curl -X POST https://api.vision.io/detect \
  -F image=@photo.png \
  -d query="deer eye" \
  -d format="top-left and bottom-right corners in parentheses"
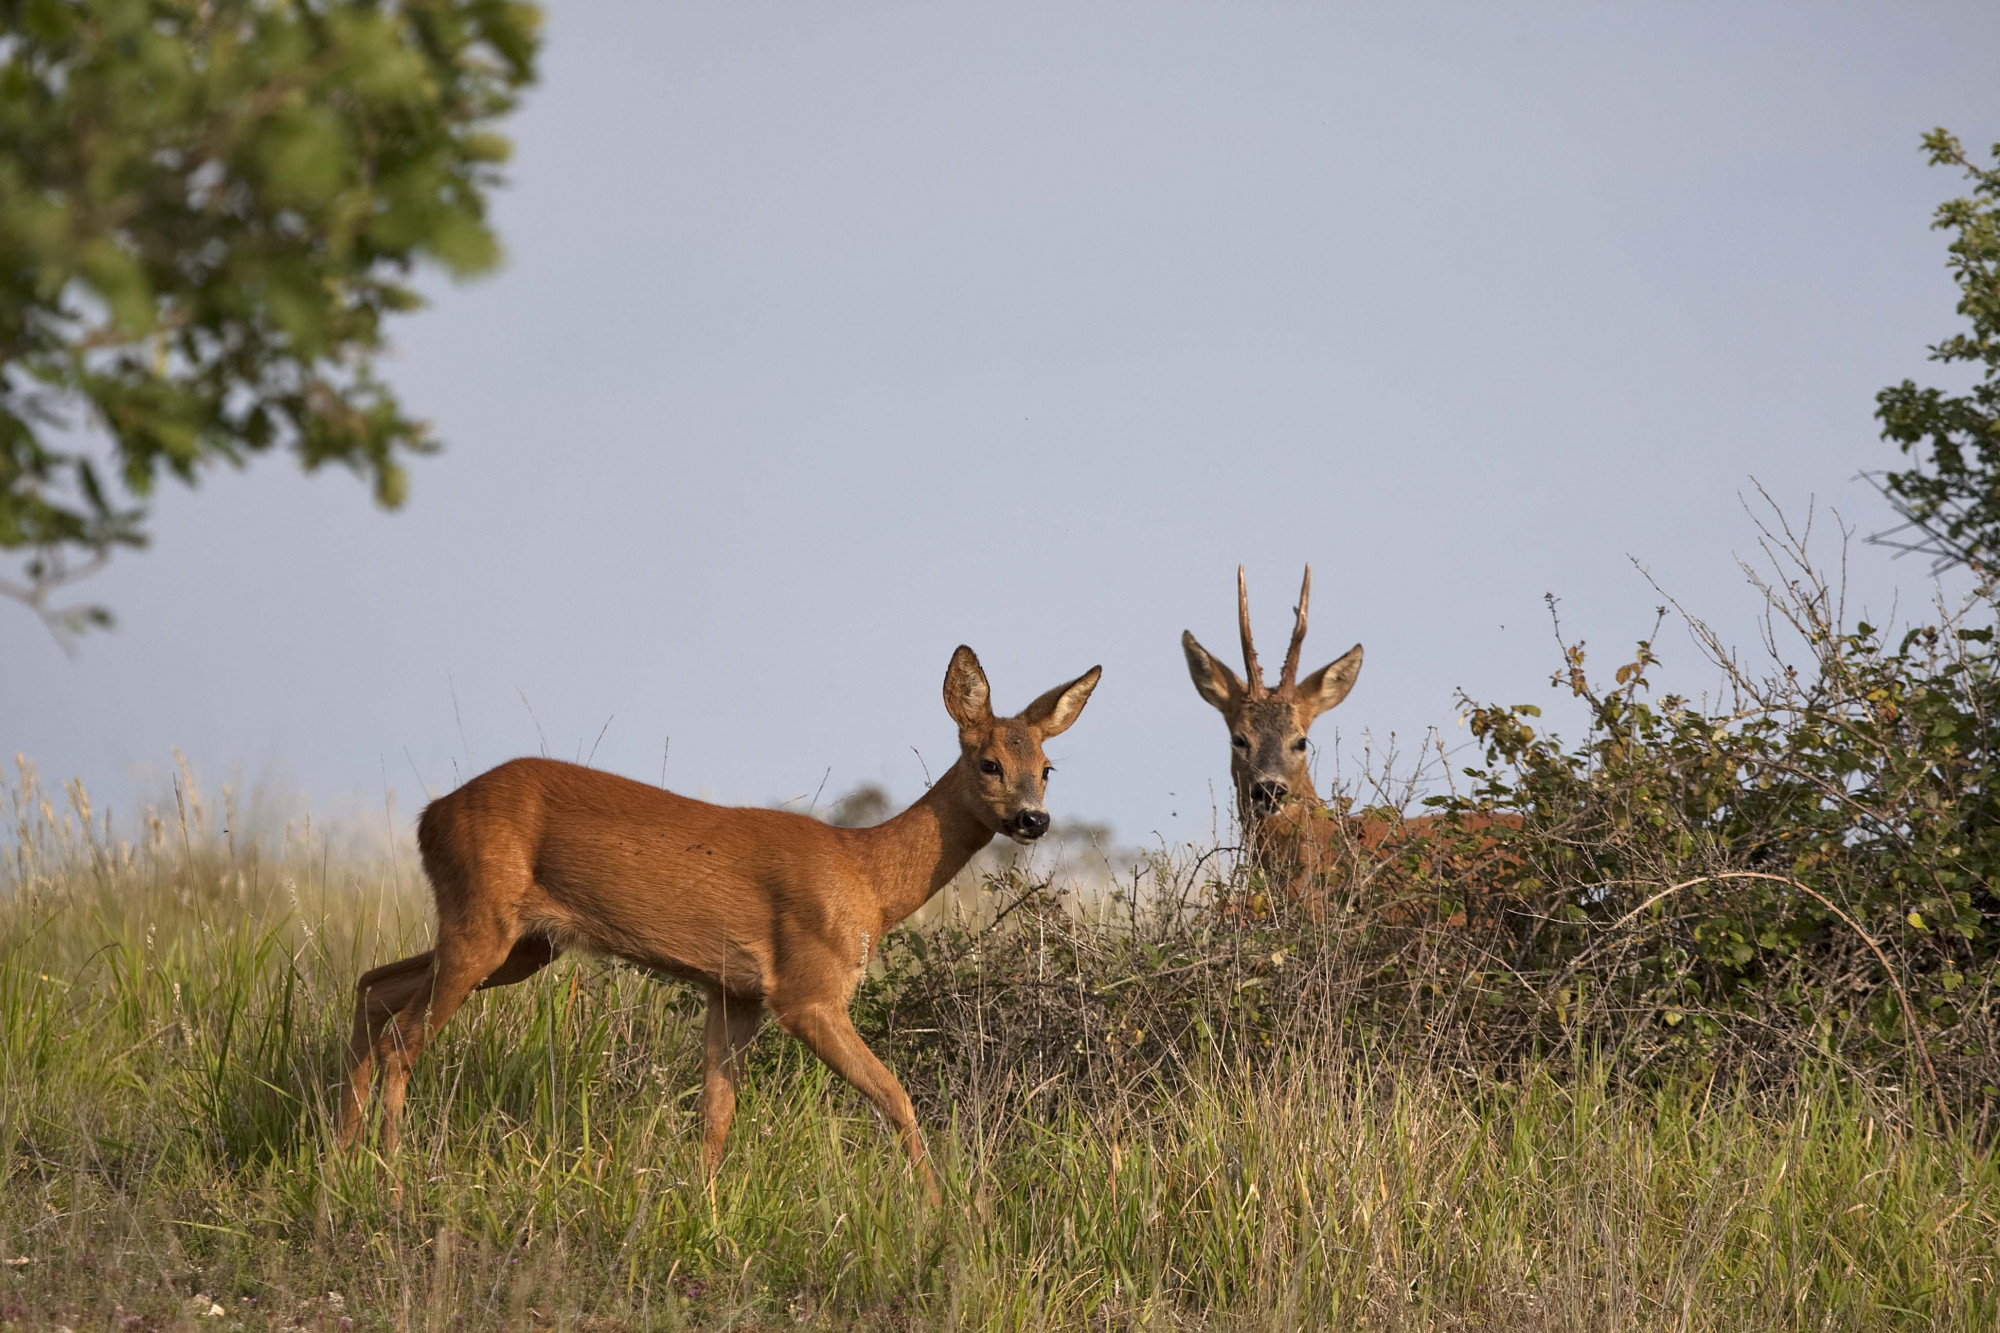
top-left (1292, 738), bottom-right (1309, 753)
top-left (1042, 766), bottom-right (1054, 782)
top-left (1231, 734), bottom-right (1249, 749)
top-left (979, 759), bottom-right (1003, 776)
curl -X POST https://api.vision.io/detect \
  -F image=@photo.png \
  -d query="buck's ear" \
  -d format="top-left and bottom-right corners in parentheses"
top-left (1021, 665), bottom-right (1102, 739)
top-left (943, 645), bottom-right (995, 740)
top-left (1297, 644), bottom-right (1363, 720)
top-left (1182, 631), bottom-right (1245, 713)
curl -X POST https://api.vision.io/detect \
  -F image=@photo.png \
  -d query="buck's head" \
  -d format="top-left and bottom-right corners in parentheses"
top-left (1182, 566), bottom-right (1362, 822)
top-left (943, 646), bottom-right (1102, 844)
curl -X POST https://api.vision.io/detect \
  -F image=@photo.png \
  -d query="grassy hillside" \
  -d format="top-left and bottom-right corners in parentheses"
top-left (3, 760), bottom-right (1996, 1331)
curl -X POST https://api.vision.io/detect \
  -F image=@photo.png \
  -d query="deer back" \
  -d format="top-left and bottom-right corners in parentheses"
top-left (1249, 804), bottom-right (1525, 926)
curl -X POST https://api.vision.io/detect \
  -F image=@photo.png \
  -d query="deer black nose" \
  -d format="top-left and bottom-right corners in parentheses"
top-left (1015, 810), bottom-right (1050, 839)
top-left (1250, 780), bottom-right (1289, 811)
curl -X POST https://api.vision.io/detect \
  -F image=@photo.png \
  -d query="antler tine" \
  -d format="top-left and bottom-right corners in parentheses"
top-left (1236, 565), bottom-right (1264, 696)
top-left (1279, 564), bottom-right (1311, 691)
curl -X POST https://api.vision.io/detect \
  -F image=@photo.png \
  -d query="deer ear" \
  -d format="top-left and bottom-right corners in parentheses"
top-left (1182, 632), bottom-right (1245, 713)
top-left (1297, 644), bottom-right (1363, 720)
top-left (1021, 665), bottom-right (1102, 739)
top-left (943, 645), bottom-right (994, 739)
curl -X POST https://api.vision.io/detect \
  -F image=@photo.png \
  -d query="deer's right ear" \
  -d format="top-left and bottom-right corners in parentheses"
top-left (943, 645), bottom-right (995, 740)
top-left (1182, 631), bottom-right (1245, 713)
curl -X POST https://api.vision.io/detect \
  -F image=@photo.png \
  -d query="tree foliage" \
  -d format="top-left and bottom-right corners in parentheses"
top-left (1876, 130), bottom-right (2000, 573)
top-left (0, 0), bottom-right (539, 631)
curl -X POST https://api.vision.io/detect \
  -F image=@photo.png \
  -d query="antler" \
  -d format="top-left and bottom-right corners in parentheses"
top-left (1279, 565), bottom-right (1311, 692)
top-left (1237, 565), bottom-right (1265, 697)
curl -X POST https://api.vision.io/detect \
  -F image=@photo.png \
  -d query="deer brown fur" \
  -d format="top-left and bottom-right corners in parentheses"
top-left (1251, 804), bottom-right (1524, 926)
top-left (337, 646), bottom-right (1100, 1203)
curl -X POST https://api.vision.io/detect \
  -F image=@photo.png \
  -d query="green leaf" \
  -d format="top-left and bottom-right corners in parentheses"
top-left (0, 0), bottom-right (543, 629)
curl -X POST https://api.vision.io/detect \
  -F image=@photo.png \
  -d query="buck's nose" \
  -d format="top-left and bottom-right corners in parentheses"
top-left (1014, 810), bottom-right (1051, 840)
top-left (1250, 780), bottom-right (1289, 812)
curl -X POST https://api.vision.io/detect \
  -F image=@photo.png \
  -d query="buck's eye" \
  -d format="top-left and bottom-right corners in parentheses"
top-left (1042, 766), bottom-right (1054, 782)
top-left (979, 759), bottom-right (1003, 776)
top-left (1231, 734), bottom-right (1249, 750)
top-left (1292, 738), bottom-right (1309, 753)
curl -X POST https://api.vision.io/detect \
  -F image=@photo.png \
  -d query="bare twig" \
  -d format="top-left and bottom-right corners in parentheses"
top-left (0, 546), bottom-right (114, 651)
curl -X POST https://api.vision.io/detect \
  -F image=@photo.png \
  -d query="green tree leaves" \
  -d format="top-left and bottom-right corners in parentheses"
top-left (1875, 130), bottom-right (2000, 573)
top-left (0, 0), bottom-right (540, 632)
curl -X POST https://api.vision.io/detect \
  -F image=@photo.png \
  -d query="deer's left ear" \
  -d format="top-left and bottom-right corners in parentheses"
top-left (1297, 644), bottom-right (1362, 721)
top-left (1020, 665), bottom-right (1102, 738)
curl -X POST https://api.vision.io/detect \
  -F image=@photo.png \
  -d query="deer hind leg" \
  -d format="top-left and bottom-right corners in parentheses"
top-left (478, 933), bottom-right (562, 990)
top-left (374, 915), bottom-right (528, 1155)
top-left (337, 951), bottom-right (436, 1149)
top-left (779, 1002), bottom-right (939, 1206)
top-left (700, 990), bottom-right (767, 1178)
top-left (338, 935), bottom-right (560, 1152)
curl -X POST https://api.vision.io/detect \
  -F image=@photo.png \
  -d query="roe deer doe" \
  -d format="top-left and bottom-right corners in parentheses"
top-left (337, 646), bottom-right (1101, 1202)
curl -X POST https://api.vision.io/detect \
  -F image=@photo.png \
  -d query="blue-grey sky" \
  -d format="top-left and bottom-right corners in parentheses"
top-left (11, 3), bottom-right (2000, 847)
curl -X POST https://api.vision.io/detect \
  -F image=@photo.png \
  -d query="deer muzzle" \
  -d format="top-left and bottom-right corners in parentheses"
top-left (1247, 779), bottom-right (1291, 817)
top-left (1007, 809), bottom-right (1051, 843)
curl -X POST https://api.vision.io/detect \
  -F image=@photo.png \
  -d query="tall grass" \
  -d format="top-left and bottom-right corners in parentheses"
top-left (3, 758), bottom-right (1997, 1331)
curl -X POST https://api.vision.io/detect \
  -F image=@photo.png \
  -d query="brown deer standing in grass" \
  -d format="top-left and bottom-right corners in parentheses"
top-left (337, 646), bottom-right (1100, 1203)
top-left (1182, 567), bottom-right (1518, 916)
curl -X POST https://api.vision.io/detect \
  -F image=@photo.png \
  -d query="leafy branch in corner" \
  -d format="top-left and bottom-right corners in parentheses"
top-left (1869, 129), bottom-right (2000, 576)
top-left (0, 0), bottom-right (542, 640)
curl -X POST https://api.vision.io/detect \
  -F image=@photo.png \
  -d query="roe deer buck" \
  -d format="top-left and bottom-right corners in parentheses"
top-left (1182, 566), bottom-right (1518, 915)
top-left (337, 646), bottom-right (1101, 1203)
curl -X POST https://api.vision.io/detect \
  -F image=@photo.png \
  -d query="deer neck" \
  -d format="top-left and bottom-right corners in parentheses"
top-left (859, 762), bottom-right (996, 929)
top-left (1245, 787), bottom-right (1329, 859)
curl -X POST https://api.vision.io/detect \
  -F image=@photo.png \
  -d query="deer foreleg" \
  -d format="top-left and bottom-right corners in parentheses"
top-left (701, 990), bottom-right (767, 1177)
top-left (780, 1002), bottom-right (939, 1205)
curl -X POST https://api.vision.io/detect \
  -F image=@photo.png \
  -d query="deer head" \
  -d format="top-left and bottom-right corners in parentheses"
top-left (1182, 566), bottom-right (1362, 822)
top-left (943, 645), bottom-right (1102, 844)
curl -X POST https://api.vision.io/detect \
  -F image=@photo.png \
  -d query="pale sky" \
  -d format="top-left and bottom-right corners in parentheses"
top-left (11, 2), bottom-right (2000, 848)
